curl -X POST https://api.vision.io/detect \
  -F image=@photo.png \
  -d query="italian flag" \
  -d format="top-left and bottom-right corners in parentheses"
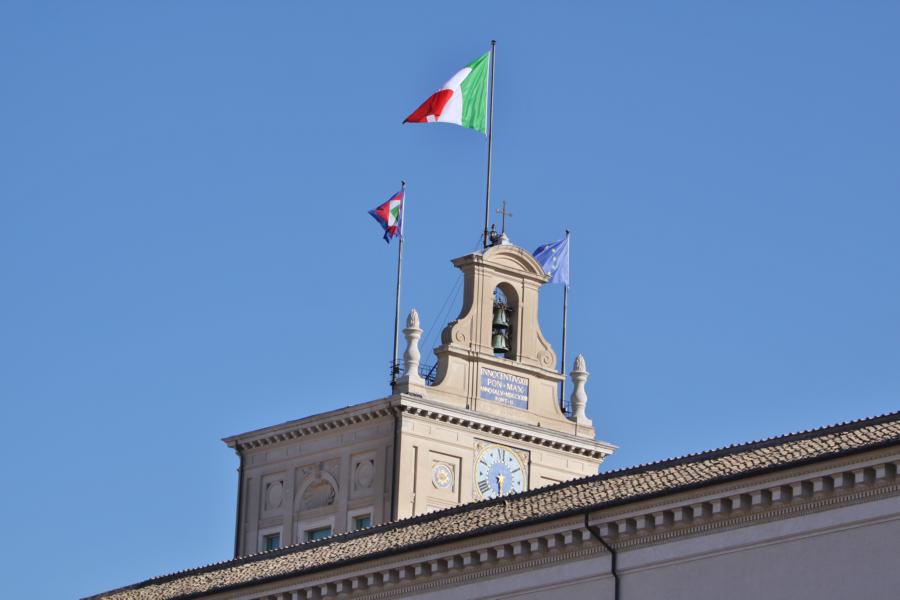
top-left (404, 51), bottom-right (489, 135)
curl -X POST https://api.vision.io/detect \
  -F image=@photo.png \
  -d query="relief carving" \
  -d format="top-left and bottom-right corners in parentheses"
top-left (264, 480), bottom-right (284, 510)
top-left (296, 460), bottom-right (340, 510)
top-left (298, 464), bottom-right (316, 483)
top-left (300, 480), bottom-right (336, 510)
top-left (354, 459), bottom-right (375, 490)
top-left (537, 350), bottom-right (553, 367)
top-left (322, 458), bottom-right (340, 481)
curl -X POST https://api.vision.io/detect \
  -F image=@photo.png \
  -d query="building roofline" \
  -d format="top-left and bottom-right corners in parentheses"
top-left (87, 409), bottom-right (900, 600)
top-left (222, 397), bottom-right (394, 449)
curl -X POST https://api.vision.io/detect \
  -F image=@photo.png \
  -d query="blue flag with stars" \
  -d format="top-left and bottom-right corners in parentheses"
top-left (532, 235), bottom-right (570, 285)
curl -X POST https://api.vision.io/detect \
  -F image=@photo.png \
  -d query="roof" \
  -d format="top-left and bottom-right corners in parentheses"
top-left (87, 410), bottom-right (900, 600)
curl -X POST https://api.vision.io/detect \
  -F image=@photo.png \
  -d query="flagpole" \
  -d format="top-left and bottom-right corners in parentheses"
top-left (391, 181), bottom-right (407, 388)
top-left (560, 230), bottom-right (571, 411)
top-left (482, 40), bottom-right (496, 249)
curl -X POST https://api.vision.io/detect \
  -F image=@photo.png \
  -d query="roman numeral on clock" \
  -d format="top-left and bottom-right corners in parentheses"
top-left (478, 480), bottom-right (491, 495)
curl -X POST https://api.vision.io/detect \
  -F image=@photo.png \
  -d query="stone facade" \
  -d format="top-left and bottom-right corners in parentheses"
top-left (225, 401), bottom-right (397, 556)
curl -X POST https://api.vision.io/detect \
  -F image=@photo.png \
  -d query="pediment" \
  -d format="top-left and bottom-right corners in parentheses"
top-left (482, 245), bottom-right (549, 281)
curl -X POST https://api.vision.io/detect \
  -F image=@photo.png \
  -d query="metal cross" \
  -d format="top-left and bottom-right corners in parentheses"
top-left (496, 200), bottom-right (513, 234)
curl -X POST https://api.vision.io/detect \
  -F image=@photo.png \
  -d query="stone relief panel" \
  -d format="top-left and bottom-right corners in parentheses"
top-left (322, 458), bottom-right (340, 481)
top-left (296, 459), bottom-right (341, 512)
top-left (352, 452), bottom-right (376, 498)
top-left (300, 480), bottom-right (336, 510)
top-left (261, 473), bottom-right (286, 517)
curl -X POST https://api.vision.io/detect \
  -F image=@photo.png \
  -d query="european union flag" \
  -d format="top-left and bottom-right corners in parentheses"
top-left (532, 235), bottom-right (570, 285)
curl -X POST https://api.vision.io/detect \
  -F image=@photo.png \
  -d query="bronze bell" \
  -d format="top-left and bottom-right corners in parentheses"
top-left (492, 305), bottom-right (510, 328)
top-left (492, 331), bottom-right (510, 353)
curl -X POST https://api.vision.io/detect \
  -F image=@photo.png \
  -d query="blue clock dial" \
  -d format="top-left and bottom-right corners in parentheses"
top-left (474, 445), bottom-right (526, 499)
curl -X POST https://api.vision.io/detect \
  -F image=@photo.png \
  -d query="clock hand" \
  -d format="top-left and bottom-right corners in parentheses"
top-left (497, 473), bottom-right (505, 495)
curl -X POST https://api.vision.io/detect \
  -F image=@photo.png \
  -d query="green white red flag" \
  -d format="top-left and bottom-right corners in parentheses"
top-left (403, 51), bottom-right (489, 135)
top-left (368, 189), bottom-right (404, 243)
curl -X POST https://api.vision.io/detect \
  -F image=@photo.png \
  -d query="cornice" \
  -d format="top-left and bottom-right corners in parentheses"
top-left (354, 545), bottom-right (605, 600)
top-left (585, 453), bottom-right (900, 550)
top-left (221, 393), bottom-right (615, 458)
top-left (610, 482), bottom-right (900, 555)
top-left (398, 396), bottom-right (616, 459)
top-left (595, 445), bottom-right (900, 523)
top-left (223, 398), bottom-right (396, 452)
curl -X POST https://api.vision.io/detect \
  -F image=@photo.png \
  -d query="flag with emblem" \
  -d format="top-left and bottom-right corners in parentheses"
top-left (403, 51), bottom-right (490, 134)
top-left (532, 236), bottom-right (570, 285)
top-left (368, 189), bottom-right (405, 243)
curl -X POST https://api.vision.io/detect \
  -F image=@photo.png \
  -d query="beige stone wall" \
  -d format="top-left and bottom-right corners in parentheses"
top-left (229, 392), bottom-right (612, 553)
top-left (395, 411), bottom-right (603, 519)
top-left (234, 414), bottom-right (395, 555)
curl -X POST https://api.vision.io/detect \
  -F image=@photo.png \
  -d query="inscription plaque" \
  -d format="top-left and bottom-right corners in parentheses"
top-left (479, 367), bottom-right (529, 409)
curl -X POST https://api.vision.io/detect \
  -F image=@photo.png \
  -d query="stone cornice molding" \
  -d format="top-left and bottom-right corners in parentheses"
top-left (222, 394), bottom-right (615, 458)
top-left (585, 453), bottom-right (900, 550)
top-left (239, 526), bottom-right (602, 600)
top-left (223, 399), bottom-right (396, 452)
top-left (398, 396), bottom-right (616, 459)
top-left (595, 446), bottom-right (900, 523)
top-left (608, 483), bottom-right (900, 556)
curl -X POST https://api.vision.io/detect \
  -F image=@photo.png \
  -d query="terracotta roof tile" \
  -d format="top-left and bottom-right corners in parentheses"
top-left (86, 411), bottom-right (900, 600)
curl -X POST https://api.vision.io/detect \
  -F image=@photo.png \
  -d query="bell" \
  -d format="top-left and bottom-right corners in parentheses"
top-left (492, 331), bottom-right (510, 353)
top-left (492, 305), bottom-right (510, 328)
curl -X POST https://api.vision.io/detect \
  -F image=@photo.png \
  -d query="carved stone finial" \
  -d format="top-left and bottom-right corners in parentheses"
top-left (574, 354), bottom-right (586, 372)
top-left (399, 308), bottom-right (425, 387)
top-left (569, 354), bottom-right (592, 426)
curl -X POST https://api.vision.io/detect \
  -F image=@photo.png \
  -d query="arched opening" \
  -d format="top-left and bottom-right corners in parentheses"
top-left (491, 284), bottom-right (518, 359)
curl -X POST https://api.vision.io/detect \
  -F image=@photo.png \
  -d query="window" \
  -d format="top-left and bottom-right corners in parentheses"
top-left (352, 514), bottom-right (371, 530)
top-left (305, 526), bottom-right (332, 541)
top-left (263, 533), bottom-right (280, 551)
top-left (347, 507), bottom-right (374, 532)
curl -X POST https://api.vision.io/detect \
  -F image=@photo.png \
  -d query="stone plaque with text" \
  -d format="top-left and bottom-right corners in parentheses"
top-left (479, 367), bottom-right (529, 409)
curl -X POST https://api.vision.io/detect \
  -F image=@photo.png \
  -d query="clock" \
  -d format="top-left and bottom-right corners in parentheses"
top-left (474, 444), bottom-right (526, 499)
top-left (432, 464), bottom-right (454, 490)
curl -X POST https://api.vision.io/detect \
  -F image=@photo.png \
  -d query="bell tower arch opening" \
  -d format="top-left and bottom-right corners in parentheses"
top-left (491, 284), bottom-right (518, 359)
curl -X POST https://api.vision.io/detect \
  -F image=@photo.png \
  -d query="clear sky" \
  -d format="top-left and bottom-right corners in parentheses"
top-left (1, 2), bottom-right (898, 597)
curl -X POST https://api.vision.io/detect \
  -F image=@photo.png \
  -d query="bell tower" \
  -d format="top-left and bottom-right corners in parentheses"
top-left (390, 238), bottom-right (614, 518)
top-left (225, 239), bottom-right (614, 556)
top-left (395, 240), bottom-right (593, 438)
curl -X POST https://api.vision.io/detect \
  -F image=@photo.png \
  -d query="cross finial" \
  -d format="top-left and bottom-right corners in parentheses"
top-left (496, 200), bottom-right (513, 234)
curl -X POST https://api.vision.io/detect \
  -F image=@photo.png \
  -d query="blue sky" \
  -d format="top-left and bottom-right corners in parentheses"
top-left (1, 2), bottom-right (898, 597)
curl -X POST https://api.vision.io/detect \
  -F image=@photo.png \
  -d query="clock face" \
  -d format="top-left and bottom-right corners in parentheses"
top-left (474, 445), bottom-right (526, 499)
top-left (432, 464), bottom-right (454, 490)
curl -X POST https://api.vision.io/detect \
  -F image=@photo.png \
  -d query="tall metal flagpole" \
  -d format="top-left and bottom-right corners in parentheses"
top-left (560, 230), bottom-right (571, 411)
top-left (391, 181), bottom-right (407, 388)
top-left (482, 40), bottom-right (497, 249)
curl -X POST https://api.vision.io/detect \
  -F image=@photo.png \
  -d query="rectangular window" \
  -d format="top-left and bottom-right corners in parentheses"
top-left (263, 533), bottom-right (280, 551)
top-left (304, 526), bottom-right (332, 542)
top-left (353, 514), bottom-right (371, 530)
